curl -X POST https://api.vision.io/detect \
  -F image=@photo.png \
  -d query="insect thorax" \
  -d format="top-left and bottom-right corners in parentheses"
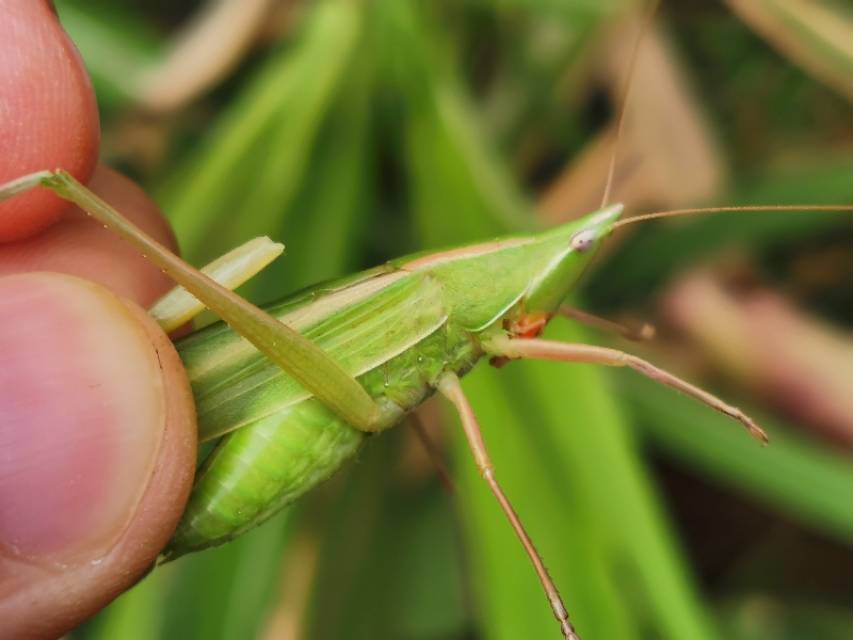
top-left (358, 320), bottom-right (482, 426)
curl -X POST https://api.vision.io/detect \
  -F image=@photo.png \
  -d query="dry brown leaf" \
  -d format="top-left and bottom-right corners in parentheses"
top-left (136, 0), bottom-right (289, 113)
top-left (540, 19), bottom-right (725, 223)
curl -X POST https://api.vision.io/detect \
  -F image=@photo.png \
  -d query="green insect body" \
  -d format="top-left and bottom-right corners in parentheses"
top-left (5, 169), bottom-right (834, 639)
top-left (166, 205), bottom-right (622, 557)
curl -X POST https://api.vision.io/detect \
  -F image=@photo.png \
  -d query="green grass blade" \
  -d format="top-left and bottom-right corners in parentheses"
top-left (623, 373), bottom-right (853, 545)
top-left (85, 572), bottom-right (163, 640)
top-left (56, 0), bottom-right (160, 110)
top-left (243, 52), bottom-right (375, 300)
top-left (158, 0), bottom-right (361, 262)
top-left (302, 432), bottom-right (469, 639)
top-left (161, 511), bottom-right (293, 640)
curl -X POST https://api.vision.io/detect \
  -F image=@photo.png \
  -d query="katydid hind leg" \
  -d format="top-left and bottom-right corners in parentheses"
top-left (438, 372), bottom-right (580, 640)
top-left (0, 171), bottom-right (54, 202)
top-left (0, 170), bottom-right (382, 431)
top-left (488, 336), bottom-right (768, 443)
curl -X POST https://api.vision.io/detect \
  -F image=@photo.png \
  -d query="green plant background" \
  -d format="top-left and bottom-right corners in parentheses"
top-left (57, 1), bottom-right (853, 638)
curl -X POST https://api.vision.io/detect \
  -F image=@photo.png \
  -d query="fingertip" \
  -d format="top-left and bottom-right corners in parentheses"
top-left (0, 0), bottom-right (99, 241)
top-left (0, 273), bottom-right (196, 638)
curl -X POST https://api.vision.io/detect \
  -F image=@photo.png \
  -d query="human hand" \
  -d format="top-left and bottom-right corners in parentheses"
top-left (0, 2), bottom-right (197, 638)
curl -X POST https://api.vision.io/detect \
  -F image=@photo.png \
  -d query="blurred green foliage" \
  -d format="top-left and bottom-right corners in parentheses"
top-left (57, 0), bottom-right (853, 638)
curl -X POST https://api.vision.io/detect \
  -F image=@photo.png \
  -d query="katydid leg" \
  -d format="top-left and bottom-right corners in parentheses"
top-left (0, 170), bottom-right (382, 431)
top-left (408, 412), bottom-right (455, 494)
top-left (488, 336), bottom-right (768, 443)
top-left (0, 171), bottom-right (52, 200)
top-left (438, 372), bottom-right (579, 640)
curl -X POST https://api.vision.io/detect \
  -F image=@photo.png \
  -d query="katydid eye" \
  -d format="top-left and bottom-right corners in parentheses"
top-left (570, 229), bottom-right (596, 252)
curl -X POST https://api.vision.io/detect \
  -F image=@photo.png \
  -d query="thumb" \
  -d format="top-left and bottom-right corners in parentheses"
top-left (0, 272), bottom-right (196, 640)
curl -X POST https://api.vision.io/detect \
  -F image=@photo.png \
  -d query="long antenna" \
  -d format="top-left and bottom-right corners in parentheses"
top-left (599, 0), bottom-right (660, 208)
top-left (612, 204), bottom-right (853, 229)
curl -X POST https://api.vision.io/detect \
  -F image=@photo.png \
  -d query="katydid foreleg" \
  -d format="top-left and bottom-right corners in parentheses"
top-left (486, 335), bottom-right (769, 443)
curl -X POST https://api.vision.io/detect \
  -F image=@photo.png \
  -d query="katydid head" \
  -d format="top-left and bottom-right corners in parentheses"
top-left (400, 203), bottom-right (623, 333)
top-left (521, 203), bottom-right (624, 317)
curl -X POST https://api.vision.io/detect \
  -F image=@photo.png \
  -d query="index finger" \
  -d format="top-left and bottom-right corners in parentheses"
top-left (0, 0), bottom-right (99, 242)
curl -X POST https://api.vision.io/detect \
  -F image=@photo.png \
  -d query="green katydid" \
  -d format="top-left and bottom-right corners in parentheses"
top-left (4, 170), bottom-right (851, 639)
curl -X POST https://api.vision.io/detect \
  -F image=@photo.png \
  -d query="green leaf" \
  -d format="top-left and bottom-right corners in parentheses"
top-left (56, 0), bottom-right (160, 111)
top-left (158, 0), bottom-right (361, 263)
top-left (624, 373), bottom-right (853, 546)
top-left (86, 572), bottom-right (163, 640)
top-left (161, 510), bottom-right (293, 640)
top-left (302, 432), bottom-right (469, 639)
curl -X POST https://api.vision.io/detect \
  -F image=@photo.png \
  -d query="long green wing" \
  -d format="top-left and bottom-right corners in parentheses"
top-left (180, 268), bottom-right (449, 441)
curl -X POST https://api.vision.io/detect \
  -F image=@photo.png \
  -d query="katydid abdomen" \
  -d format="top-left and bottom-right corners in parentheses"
top-left (165, 397), bottom-right (364, 556)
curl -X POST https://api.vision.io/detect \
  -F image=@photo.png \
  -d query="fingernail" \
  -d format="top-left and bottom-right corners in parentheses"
top-left (0, 273), bottom-right (165, 562)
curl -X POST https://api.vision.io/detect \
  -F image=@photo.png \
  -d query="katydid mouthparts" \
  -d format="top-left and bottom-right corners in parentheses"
top-left (4, 170), bottom-right (852, 639)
